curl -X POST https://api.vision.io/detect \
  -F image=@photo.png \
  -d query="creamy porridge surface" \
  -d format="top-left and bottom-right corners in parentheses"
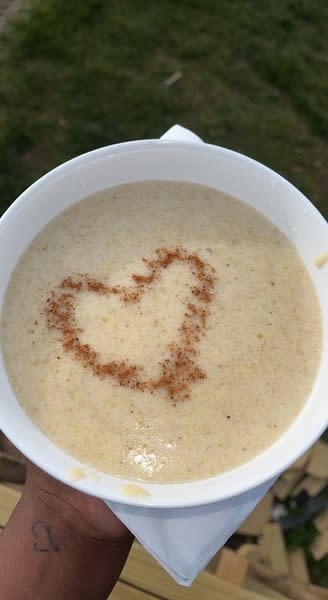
top-left (0, 181), bottom-right (322, 482)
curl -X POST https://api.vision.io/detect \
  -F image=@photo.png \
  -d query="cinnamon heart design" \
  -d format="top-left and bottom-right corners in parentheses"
top-left (43, 247), bottom-right (216, 402)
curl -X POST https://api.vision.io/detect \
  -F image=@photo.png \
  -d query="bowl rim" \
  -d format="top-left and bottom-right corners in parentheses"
top-left (0, 137), bottom-right (327, 508)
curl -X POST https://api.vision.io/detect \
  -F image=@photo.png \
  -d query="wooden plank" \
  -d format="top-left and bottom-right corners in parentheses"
top-left (248, 560), bottom-right (328, 600)
top-left (280, 469), bottom-right (302, 486)
top-left (237, 544), bottom-right (261, 559)
top-left (121, 542), bottom-right (271, 600)
top-left (205, 549), bottom-right (221, 574)
top-left (306, 442), bottom-right (328, 479)
top-left (261, 524), bottom-right (289, 575)
top-left (271, 479), bottom-right (291, 501)
top-left (0, 432), bottom-right (25, 461)
top-left (111, 581), bottom-right (157, 600)
top-left (244, 576), bottom-right (289, 600)
top-left (0, 482), bottom-right (21, 526)
top-left (215, 548), bottom-right (248, 587)
top-left (292, 476), bottom-right (328, 497)
top-left (4, 482), bottom-right (24, 493)
top-left (310, 530), bottom-right (328, 561)
top-left (314, 507), bottom-right (328, 533)
top-left (0, 451), bottom-right (26, 483)
top-left (289, 449), bottom-right (312, 471)
top-left (271, 475), bottom-right (301, 501)
top-left (238, 493), bottom-right (273, 536)
top-left (0, 482), bottom-right (21, 503)
top-left (288, 548), bottom-right (310, 583)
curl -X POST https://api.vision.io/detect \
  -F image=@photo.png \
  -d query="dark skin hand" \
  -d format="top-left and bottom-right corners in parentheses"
top-left (0, 460), bottom-right (134, 599)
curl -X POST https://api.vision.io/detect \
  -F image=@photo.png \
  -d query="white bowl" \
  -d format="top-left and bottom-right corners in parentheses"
top-left (0, 127), bottom-right (327, 508)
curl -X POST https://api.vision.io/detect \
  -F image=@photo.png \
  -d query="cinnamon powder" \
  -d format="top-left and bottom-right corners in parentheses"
top-left (43, 247), bottom-right (216, 401)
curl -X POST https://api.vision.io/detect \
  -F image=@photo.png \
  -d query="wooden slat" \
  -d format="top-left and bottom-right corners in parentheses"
top-left (215, 548), bottom-right (248, 587)
top-left (205, 549), bottom-right (221, 574)
top-left (292, 476), bottom-right (328, 497)
top-left (306, 442), bottom-right (328, 479)
top-left (280, 469), bottom-right (302, 485)
top-left (4, 482), bottom-right (24, 493)
top-left (0, 451), bottom-right (26, 483)
top-left (314, 508), bottom-right (328, 533)
top-left (0, 432), bottom-right (25, 461)
top-left (121, 542), bottom-right (271, 600)
top-left (272, 475), bottom-right (300, 501)
top-left (0, 482), bottom-right (21, 526)
top-left (111, 581), bottom-right (158, 600)
top-left (238, 493), bottom-right (273, 536)
top-left (310, 530), bottom-right (328, 561)
top-left (237, 544), bottom-right (261, 559)
top-left (289, 449), bottom-right (312, 471)
top-left (288, 548), bottom-right (310, 583)
top-left (244, 576), bottom-right (289, 600)
top-left (261, 524), bottom-right (289, 575)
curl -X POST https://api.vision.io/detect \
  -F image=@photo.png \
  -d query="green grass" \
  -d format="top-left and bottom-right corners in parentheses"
top-left (286, 522), bottom-right (328, 587)
top-left (0, 0), bottom-right (328, 217)
top-left (0, 0), bottom-right (327, 586)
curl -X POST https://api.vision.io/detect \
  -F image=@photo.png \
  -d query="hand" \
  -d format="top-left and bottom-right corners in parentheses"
top-left (0, 437), bottom-right (134, 600)
top-left (25, 461), bottom-right (132, 544)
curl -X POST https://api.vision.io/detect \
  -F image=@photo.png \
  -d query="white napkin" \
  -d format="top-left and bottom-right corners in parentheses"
top-left (106, 477), bottom-right (275, 586)
top-left (105, 125), bottom-right (276, 586)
